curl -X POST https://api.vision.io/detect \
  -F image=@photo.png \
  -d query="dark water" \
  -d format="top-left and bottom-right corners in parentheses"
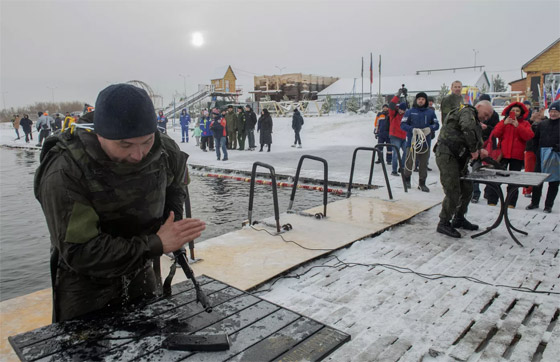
top-left (0, 147), bottom-right (341, 301)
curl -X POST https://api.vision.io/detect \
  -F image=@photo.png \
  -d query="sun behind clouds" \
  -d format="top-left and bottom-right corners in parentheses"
top-left (192, 32), bottom-right (204, 47)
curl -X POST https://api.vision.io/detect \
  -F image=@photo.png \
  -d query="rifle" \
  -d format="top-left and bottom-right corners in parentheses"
top-left (172, 248), bottom-right (212, 313)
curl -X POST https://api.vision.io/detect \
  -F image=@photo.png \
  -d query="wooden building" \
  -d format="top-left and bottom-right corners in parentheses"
top-left (209, 65), bottom-right (241, 102)
top-left (252, 73), bottom-right (338, 102)
top-left (509, 78), bottom-right (526, 94)
top-left (521, 38), bottom-right (560, 104)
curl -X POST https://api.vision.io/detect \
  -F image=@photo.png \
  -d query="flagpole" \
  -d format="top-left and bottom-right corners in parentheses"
top-left (370, 53), bottom-right (373, 99)
top-left (361, 57), bottom-right (364, 107)
top-left (378, 54), bottom-right (382, 99)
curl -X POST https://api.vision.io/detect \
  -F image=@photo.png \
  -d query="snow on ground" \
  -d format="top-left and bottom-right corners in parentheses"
top-left (1, 113), bottom-right (559, 361)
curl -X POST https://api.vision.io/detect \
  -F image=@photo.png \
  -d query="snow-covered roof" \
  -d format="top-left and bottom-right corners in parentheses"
top-left (318, 71), bottom-right (490, 96)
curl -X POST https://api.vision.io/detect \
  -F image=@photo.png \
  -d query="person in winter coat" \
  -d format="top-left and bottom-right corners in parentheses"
top-left (484, 101), bottom-right (534, 208)
top-left (374, 104), bottom-right (391, 163)
top-left (53, 114), bottom-right (62, 131)
top-left (400, 92), bottom-right (440, 192)
top-left (526, 100), bottom-right (560, 213)
top-left (193, 124), bottom-right (202, 146)
top-left (36, 111), bottom-right (55, 147)
top-left (179, 109), bottom-right (190, 143)
top-left (291, 107), bottom-right (304, 148)
top-left (257, 109), bottom-right (273, 152)
top-left (210, 108), bottom-right (228, 161)
top-left (225, 105), bottom-right (237, 150)
top-left (157, 110), bottom-right (168, 134)
top-left (199, 110), bottom-right (213, 152)
top-left (521, 107), bottom-right (543, 197)
top-left (19, 114), bottom-right (33, 143)
top-left (11, 114), bottom-right (21, 140)
top-left (388, 92), bottom-right (408, 176)
top-left (244, 105), bottom-right (257, 151)
top-left (235, 106), bottom-right (246, 150)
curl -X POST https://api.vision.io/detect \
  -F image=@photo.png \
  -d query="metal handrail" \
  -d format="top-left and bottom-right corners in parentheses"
top-left (374, 143), bottom-right (408, 193)
top-left (248, 162), bottom-right (281, 233)
top-left (288, 155), bottom-right (329, 217)
top-left (347, 146), bottom-right (395, 199)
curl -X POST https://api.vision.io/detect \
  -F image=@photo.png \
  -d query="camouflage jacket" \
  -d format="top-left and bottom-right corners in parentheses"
top-left (225, 111), bottom-right (237, 133)
top-left (34, 128), bottom-right (187, 280)
top-left (440, 93), bottom-right (463, 125)
top-left (436, 105), bottom-right (483, 158)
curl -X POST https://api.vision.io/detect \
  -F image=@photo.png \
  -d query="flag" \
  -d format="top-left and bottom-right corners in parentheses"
top-left (378, 54), bottom-right (382, 74)
top-left (543, 87), bottom-right (548, 108)
top-left (370, 53), bottom-right (373, 84)
top-left (555, 85), bottom-right (560, 101)
top-left (467, 89), bottom-right (473, 105)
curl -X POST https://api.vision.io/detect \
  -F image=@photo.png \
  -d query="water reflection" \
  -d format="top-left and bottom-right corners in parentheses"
top-left (0, 147), bottom-right (341, 301)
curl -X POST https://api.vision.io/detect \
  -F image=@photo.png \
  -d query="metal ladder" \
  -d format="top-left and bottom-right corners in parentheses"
top-left (347, 145), bottom-right (407, 200)
top-left (248, 162), bottom-right (281, 233)
top-left (288, 155), bottom-right (329, 219)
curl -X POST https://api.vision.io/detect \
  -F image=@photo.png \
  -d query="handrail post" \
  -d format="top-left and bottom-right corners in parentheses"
top-left (375, 143), bottom-right (408, 193)
top-left (289, 155), bottom-right (329, 217)
top-left (248, 162), bottom-right (281, 233)
top-left (347, 146), bottom-right (395, 199)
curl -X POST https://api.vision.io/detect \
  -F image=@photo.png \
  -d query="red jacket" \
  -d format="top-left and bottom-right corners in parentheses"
top-left (491, 119), bottom-right (534, 160)
top-left (388, 96), bottom-right (407, 139)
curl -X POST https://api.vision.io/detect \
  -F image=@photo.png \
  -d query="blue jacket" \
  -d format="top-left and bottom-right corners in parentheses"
top-left (180, 112), bottom-right (191, 128)
top-left (401, 106), bottom-right (439, 147)
top-left (200, 117), bottom-right (213, 137)
top-left (375, 111), bottom-right (390, 138)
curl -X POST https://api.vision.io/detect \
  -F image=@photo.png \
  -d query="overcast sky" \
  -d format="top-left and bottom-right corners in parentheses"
top-left (1, 0), bottom-right (559, 109)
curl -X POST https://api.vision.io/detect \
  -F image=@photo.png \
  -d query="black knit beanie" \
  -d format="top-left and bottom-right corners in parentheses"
top-left (94, 84), bottom-right (157, 140)
top-left (415, 92), bottom-right (428, 101)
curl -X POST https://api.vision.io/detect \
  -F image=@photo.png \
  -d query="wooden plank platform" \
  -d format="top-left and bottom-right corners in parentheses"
top-left (8, 277), bottom-right (350, 362)
top-left (188, 194), bottom-right (437, 291)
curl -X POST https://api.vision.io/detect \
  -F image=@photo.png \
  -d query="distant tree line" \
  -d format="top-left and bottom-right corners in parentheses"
top-left (1, 101), bottom-right (85, 122)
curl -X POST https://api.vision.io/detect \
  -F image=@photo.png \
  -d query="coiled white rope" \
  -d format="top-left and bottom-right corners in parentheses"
top-left (404, 128), bottom-right (430, 173)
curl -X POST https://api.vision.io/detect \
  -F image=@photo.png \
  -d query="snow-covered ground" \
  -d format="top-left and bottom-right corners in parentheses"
top-left (1, 113), bottom-right (559, 361)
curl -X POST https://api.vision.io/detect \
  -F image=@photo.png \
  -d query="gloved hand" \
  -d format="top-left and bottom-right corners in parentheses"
top-left (422, 127), bottom-right (431, 136)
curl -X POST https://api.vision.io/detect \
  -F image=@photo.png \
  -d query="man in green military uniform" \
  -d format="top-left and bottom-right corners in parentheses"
top-left (440, 80), bottom-right (464, 125)
top-left (235, 106), bottom-right (246, 150)
top-left (34, 84), bottom-right (206, 321)
top-left (435, 100), bottom-right (492, 238)
top-left (225, 105), bottom-right (237, 149)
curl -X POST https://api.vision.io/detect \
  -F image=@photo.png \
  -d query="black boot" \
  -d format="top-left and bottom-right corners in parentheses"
top-left (451, 217), bottom-right (479, 230)
top-left (437, 221), bottom-right (461, 238)
top-left (267, 145), bottom-right (271, 152)
top-left (404, 177), bottom-right (411, 189)
top-left (525, 203), bottom-right (538, 210)
top-left (418, 183), bottom-right (430, 192)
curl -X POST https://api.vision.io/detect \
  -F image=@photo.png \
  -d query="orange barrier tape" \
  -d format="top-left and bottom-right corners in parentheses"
top-left (200, 173), bottom-right (344, 195)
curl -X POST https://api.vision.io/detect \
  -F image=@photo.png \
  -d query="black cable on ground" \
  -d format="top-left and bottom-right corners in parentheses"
top-left (249, 225), bottom-right (560, 296)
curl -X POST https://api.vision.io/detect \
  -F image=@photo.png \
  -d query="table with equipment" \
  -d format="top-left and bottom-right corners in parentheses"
top-left (461, 169), bottom-right (550, 247)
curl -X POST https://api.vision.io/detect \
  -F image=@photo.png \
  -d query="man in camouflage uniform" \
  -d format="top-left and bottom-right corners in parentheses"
top-left (440, 80), bottom-right (463, 125)
top-left (435, 100), bottom-right (492, 238)
top-left (235, 106), bottom-right (246, 150)
top-left (225, 105), bottom-right (237, 149)
top-left (35, 84), bottom-right (206, 321)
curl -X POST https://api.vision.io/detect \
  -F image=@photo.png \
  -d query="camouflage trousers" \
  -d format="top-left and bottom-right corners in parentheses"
top-left (436, 152), bottom-right (472, 223)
